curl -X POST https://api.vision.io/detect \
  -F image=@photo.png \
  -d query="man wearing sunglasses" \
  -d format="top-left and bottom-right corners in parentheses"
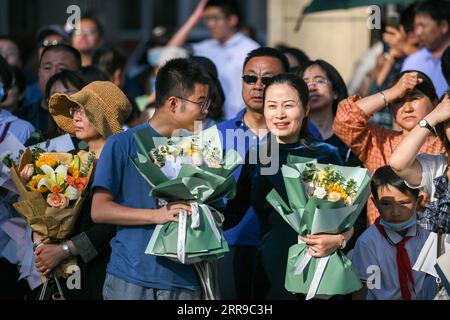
top-left (168, 0), bottom-right (259, 120)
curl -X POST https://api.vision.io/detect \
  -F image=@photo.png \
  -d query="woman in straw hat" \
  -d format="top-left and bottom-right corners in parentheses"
top-left (31, 81), bottom-right (131, 299)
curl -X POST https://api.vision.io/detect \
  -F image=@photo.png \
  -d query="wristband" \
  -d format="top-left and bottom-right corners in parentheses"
top-left (380, 91), bottom-right (389, 108)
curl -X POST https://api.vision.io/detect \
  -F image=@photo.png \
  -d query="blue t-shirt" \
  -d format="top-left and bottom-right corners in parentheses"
top-left (92, 122), bottom-right (199, 290)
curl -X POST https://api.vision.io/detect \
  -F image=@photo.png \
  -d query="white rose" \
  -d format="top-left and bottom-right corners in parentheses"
top-left (191, 154), bottom-right (203, 167)
top-left (313, 187), bottom-right (327, 199)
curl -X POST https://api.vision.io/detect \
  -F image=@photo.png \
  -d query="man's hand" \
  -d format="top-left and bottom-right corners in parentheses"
top-left (153, 201), bottom-right (192, 224)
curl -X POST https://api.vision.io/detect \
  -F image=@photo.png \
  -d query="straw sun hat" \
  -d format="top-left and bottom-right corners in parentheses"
top-left (49, 81), bottom-right (132, 139)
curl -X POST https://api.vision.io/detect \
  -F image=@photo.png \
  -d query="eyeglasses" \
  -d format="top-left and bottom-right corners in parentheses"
top-left (176, 96), bottom-right (211, 113)
top-left (242, 75), bottom-right (274, 86)
top-left (69, 106), bottom-right (85, 117)
top-left (303, 78), bottom-right (330, 87)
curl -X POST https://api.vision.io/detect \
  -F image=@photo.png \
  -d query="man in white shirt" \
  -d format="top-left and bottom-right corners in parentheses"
top-left (169, 0), bottom-right (259, 120)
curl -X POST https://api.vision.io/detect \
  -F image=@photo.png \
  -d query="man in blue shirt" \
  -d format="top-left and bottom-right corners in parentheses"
top-left (401, 0), bottom-right (450, 97)
top-left (216, 47), bottom-right (321, 299)
top-left (91, 58), bottom-right (212, 300)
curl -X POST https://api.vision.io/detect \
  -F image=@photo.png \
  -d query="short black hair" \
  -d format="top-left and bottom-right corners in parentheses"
top-left (297, 60), bottom-right (349, 115)
top-left (371, 166), bottom-right (420, 203)
top-left (400, 4), bottom-right (417, 34)
top-left (276, 44), bottom-right (310, 69)
top-left (243, 47), bottom-right (290, 73)
top-left (0, 55), bottom-right (12, 102)
top-left (390, 70), bottom-right (438, 102)
top-left (155, 58), bottom-right (210, 107)
top-left (45, 69), bottom-right (85, 99)
top-left (442, 45), bottom-right (450, 87)
top-left (414, 0), bottom-right (450, 27)
top-left (92, 47), bottom-right (127, 79)
top-left (190, 56), bottom-right (225, 120)
top-left (10, 66), bottom-right (27, 94)
top-left (40, 44), bottom-right (82, 69)
top-left (80, 66), bottom-right (110, 84)
top-left (205, 0), bottom-right (240, 19)
top-left (0, 54), bottom-right (12, 90)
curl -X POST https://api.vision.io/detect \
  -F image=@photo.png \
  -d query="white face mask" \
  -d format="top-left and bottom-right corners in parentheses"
top-left (380, 214), bottom-right (417, 232)
top-left (147, 48), bottom-right (162, 67)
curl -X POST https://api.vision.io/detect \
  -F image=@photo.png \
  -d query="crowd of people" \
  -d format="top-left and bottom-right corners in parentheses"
top-left (0, 0), bottom-right (450, 301)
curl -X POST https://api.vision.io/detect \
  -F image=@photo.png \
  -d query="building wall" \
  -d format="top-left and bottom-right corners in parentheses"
top-left (268, 0), bottom-right (372, 83)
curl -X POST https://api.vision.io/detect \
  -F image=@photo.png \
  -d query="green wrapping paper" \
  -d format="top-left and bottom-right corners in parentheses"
top-left (266, 155), bottom-right (371, 299)
top-left (130, 126), bottom-right (242, 264)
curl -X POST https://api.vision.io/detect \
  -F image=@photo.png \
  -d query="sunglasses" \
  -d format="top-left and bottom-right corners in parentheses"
top-left (242, 75), bottom-right (274, 86)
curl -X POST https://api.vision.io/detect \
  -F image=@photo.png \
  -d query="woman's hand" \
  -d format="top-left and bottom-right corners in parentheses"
top-left (383, 26), bottom-right (408, 57)
top-left (153, 201), bottom-right (192, 224)
top-left (389, 71), bottom-right (423, 100)
top-left (425, 94), bottom-right (450, 127)
top-left (299, 234), bottom-right (345, 257)
top-left (34, 244), bottom-right (67, 276)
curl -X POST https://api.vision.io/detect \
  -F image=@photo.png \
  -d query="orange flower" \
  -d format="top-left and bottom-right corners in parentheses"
top-left (66, 175), bottom-right (88, 191)
top-left (27, 175), bottom-right (48, 193)
top-left (327, 183), bottom-right (348, 200)
top-left (35, 155), bottom-right (57, 168)
top-left (68, 166), bottom-right (80, 179)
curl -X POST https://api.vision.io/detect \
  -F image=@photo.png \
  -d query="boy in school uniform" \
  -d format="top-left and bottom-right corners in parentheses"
top-left (351, 166), bottom-right (437, 300)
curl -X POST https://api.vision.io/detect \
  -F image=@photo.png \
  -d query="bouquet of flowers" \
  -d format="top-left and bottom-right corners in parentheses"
top-left (131, 125), bottom-right (242, 299)
top-left (265, 156), bottom-right (371, 299)
top-left (9, 147), bottom-right (95, 242)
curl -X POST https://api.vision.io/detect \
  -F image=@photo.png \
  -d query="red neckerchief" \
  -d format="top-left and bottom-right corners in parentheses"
top-left (374, 217), bottom-right (416, 300)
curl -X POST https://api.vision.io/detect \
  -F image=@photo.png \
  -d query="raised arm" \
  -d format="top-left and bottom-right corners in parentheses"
top-left (168, 0), bottom-right (209, 47)
top-left (356, 71), bottom-right (423, 115)
top-left (91, 188), bottom-right (191, 226)
top-left (390, 95), bottom-right (450, 186)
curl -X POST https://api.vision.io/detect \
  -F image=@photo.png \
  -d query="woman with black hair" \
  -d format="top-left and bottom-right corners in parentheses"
top-left (223, 73), bottom-right (350, 300)
top-left (297, 60), bottom-right (360, 167)
top-left (334, 71), bottom-right (444, 226)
